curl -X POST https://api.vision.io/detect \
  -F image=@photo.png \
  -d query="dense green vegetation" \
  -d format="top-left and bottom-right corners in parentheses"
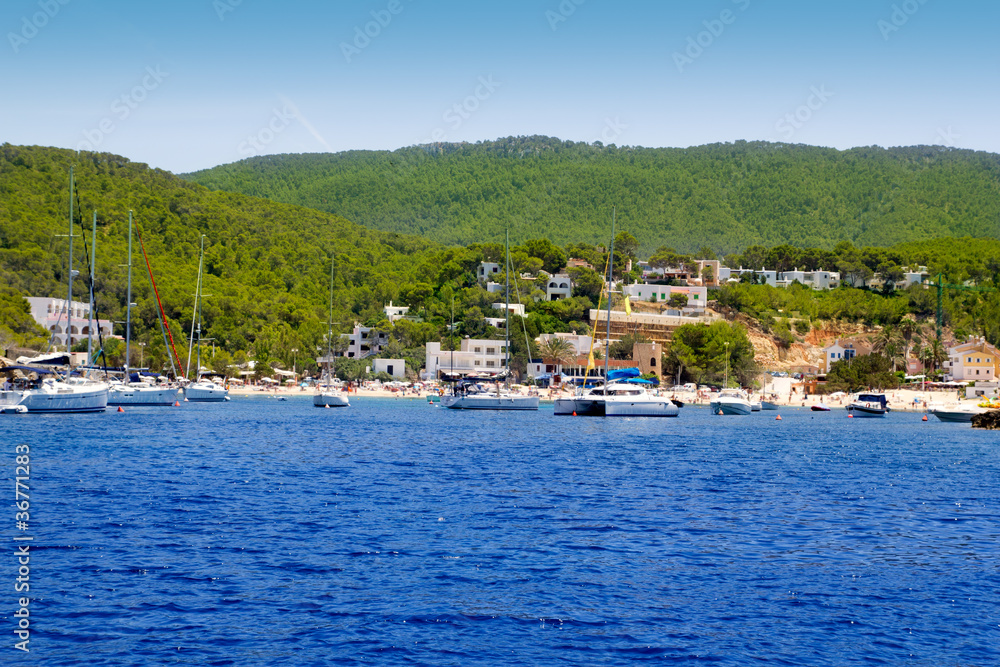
top-left (5, 143), bottom-right (1000, 383)
top-left (184, 136), bottom-right (1000, 255)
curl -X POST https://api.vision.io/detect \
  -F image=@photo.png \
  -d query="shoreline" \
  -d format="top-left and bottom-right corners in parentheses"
top-left (226, 385), bottom-right (970, 412)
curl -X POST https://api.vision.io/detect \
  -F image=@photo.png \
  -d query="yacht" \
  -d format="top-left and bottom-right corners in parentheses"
top-left (313, 257), bottom-right (349, 408)
top-left (554, 376), bottom-right (679, 417)
top-left (441, 227), bottom-right (539, 412)
top-left (846, 393), bottom-right (889, 417)
top-left (441, 377), bottom-right (538, 410)
top-left (710, 389), bottom-right (754, 415)
top-left (927, 403), bottom-right (988, 423)
top-left (183, 379), bottom-right (229, 402)
top-left (1, 373), bottom-right (108, 414)
top-left (108, 379), bottom-right (179, 406)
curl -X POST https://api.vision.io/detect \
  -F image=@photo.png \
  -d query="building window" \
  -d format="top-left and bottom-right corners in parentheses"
top-left (474, 361), bottom-right (480, 366)
top-left (486, 348), bottom-right (495, 355)
top-left (486, 361), bottom-right (495, 368)
top-left (474, 347), bottom-right (481, 353)
top-left (968, 357), bottom-right (973, 363)
top-left (977, 358), bottom-right (981, 363)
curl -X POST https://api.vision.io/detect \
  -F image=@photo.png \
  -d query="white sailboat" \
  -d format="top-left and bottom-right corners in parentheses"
top-left (108, 211), bottom-right (179, 406)
top-left (314, 258), bottom-right (349, 408)
top-left (182, 235), bottom-right (229, 403)
top-left (442, 227), bottom-right (539, 411)
top-left (3, 168), bottom-right (108, 413)
top-left (709, 344), bottom-right (752, 415)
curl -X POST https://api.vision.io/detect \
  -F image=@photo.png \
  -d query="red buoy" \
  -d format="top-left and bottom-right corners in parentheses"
top-left (922, 415), bottom-right (928, 421)
top-left (572, 411), bottom-right (577, 416)
top-left (776, 415), bottom-right (782, 421)
top-left (174, 401), bottom-right (180, 407)
top-left (117, 406), bottom-right (124, 413)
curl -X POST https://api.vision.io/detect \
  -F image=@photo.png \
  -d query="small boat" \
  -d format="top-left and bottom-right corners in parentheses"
top-left (846, 393), bottom-right (889, 417)
top-left (811, 403), bottom-right (831, 412)
top-left (182, 237), bottom-right (229, 403)
top-left (313, 257), bottom-right (349, 408)
top-left (750, 400), bottom-right (762, 412)
top-left (928, 404), bottom-right (988, 423)
top-left (760, 401), bottom-right (779, 411)
top-left (710, 389), bottom-right (754, 415)
top-left (184, 379), bottom-right (230, 402)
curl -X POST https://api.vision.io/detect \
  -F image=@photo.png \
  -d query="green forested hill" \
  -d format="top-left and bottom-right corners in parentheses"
top-left (0, 144), bottom-right (438, 373)
top-left (183, 137), bottom-right (1000, 255)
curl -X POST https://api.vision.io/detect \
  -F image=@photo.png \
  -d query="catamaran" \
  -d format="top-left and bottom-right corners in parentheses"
top-left (553, 208), bottom-right (678, 418)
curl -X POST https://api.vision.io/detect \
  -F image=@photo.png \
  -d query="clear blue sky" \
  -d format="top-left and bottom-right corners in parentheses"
top-left (2, 0), bottom-right (996, 173)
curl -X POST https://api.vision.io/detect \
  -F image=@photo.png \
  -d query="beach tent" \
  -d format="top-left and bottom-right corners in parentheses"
top-left (260, 377), bottom-right (278, 384)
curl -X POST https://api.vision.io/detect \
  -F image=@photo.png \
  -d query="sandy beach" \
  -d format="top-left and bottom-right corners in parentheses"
top-left (225, 381), bottom-right (971, 412)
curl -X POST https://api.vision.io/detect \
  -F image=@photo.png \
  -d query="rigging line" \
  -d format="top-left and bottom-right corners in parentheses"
top-left (76, 214), bottom-right (110, 375)
top-left (136, 224), bottom-right (182, 378)
top-left (507, 246), bottom-right (534, 383)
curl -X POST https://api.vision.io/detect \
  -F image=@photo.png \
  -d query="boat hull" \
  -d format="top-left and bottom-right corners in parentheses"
top-left (441, 394), bottom-right (539, 410)
top-left (108, 387), bottom-right (179, 406)
top-left (847, 405), bottom-right (886, 417)
top-left (760, 401), bottom-right (779, 410)
top-left (184, 384), bottom-right (229, 402)
top-left (314, 393), bottom-right (350, 408)
top-left (604, 398), bottom-right (679, 417)
top-left (710, 399), bottom-right (753, 415)
top-left (929, 409), bottom-right (982, 423)
top-left (553, 397), bottom-right (605, 416)
top-left (15, 386), bottom-right (108, 413)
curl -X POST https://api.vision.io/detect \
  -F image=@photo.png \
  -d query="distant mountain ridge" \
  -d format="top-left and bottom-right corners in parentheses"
top-left (182, 136), bottom-right (1000, 255)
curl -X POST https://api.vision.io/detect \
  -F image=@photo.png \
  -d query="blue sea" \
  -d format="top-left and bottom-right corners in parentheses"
top-left (3, 396), bottom-right (999, 665)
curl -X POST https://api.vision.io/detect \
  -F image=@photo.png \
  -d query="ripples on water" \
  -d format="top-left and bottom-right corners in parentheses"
top-left (3, 397), bottom-right (999, 665)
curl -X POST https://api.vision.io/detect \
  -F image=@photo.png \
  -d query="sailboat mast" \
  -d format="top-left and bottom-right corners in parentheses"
top-left (67, 166), bottom-right (75, 366)
top-left (327, 257), bottom-right (334, 382)
top-left (604, 206), bottom-right (616, 394)
top-left (87, 210), bottom-right (97, 365)
top-left (505, 225), bottom-right (511, 375)
top-left (124, 210), bottom-right (133, 380)
top-left (186, 235), bottom-right (205, 379)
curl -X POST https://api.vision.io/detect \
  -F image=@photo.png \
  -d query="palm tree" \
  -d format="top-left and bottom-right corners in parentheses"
top-left (871, 325), bottom-right (905, 371)
top-left (537, 337), bottom-right (576, 377)
top-left (921, 339), bottom-right (947, 375)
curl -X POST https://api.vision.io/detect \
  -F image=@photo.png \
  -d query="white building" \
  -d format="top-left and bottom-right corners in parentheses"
top-left (477, 262), bottom-right (501, 282)
top-left (383, 301), bottom-right (410, 323)
top-left (945, 337), bottom-right (1000, 382)
top-left (26, 297), bottom-right (114, 348)
top-left (373, 358), bottom-right (406, 379)
top-left (821, 338), bottom-right (871, 374)
top-left (343, 325), bottom-right (389, 359)
top-left (423, 339), bottom-right (509, 379)
top-left (777, 269), bottom-right (841, 290)
top-left (624, 284), bottom-right (708, 313)
top-left (493, 302), bottom-right (525, 317)
top-left (543, 273), bottom-right (573, 301)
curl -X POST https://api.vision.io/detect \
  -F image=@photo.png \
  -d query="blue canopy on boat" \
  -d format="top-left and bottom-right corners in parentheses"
top-left (618, 377), bottom-right (657, 385)
top-left (607, 367), bottom-right (641, 381)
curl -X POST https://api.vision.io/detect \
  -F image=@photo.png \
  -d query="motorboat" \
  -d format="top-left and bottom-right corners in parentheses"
top-left (710, 389), bottom-right (753, 415)
top-left (846, 393), bottom-right (889, 417)
top-left (108, 379), bottom-right (179, 406)
top-left (760, 401), bottom-right (780, 410)
top-left (811, 403), bottom-right (832, 412)
top-left (928, 403), bottom-right (988, 423)
top-left (750, 399), bottom-right (762, 412)
top-left (183, 379), bottom-right (230, 402)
